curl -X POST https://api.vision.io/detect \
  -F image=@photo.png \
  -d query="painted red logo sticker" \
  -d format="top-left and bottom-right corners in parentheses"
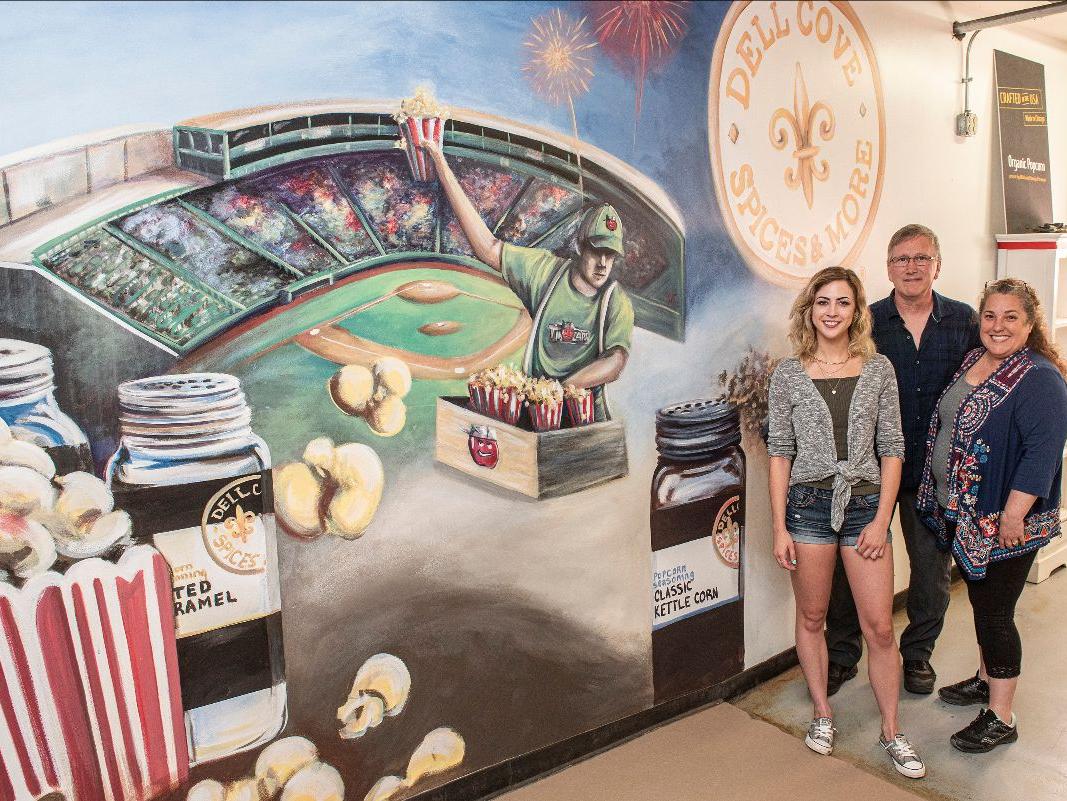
top-left (605, 214), bottom-right (618, 231)
top-left (468, 425), bottom-right (499, 469)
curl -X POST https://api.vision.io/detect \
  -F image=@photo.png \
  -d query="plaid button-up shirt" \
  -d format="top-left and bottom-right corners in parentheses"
top-left (870, 290), bottom-right (980, 490)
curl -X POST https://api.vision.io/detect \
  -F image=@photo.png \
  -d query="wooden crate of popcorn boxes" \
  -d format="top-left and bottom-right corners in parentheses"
top-left (435, 367), bottom-right (627, 499)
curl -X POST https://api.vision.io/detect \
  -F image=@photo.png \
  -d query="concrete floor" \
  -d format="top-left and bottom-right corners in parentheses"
top-left (495, 566), bottom-right (1067, 801)
top-left (736, 566), bottom-right (1067, 801)
top-left (496, 703), bottom-right (925, 801)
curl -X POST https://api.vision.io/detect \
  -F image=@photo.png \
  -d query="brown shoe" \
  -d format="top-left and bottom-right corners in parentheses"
top-left (903, 659), bottom-right (936, 694)
top-left (827, 662), bottom-right (857, 697)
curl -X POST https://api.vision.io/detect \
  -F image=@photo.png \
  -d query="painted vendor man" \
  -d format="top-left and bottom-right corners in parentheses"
top-left (422, 140), bottom-right (634, 421)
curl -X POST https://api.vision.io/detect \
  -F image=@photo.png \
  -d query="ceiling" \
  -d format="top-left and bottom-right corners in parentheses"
top-left (944, 1), bottom-right (1067, 45)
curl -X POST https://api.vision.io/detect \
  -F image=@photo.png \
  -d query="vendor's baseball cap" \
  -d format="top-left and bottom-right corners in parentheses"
top-left (577, 203), bottom-right (625, 255)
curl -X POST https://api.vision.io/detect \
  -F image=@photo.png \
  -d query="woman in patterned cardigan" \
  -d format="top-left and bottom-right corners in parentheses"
top-left (917, 278), bottom-right (1067, 753)
top-left (767, 266), bottom-right (924, 778)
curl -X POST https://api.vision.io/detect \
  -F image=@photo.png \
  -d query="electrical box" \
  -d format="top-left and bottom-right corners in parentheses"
top-left (956, 111), bottom-right (978, 137)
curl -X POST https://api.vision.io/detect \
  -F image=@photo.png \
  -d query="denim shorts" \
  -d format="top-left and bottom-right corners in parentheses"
top-left (786, 485), bottom-right (890, 547)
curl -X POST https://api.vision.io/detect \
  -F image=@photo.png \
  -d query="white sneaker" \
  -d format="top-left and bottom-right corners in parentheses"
top-left (880, 733), bottom-right (926, 778)
top-left (805, 717), bottom-right (835, 755)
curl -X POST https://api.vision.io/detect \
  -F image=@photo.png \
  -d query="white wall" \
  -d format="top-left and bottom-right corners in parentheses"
top-left (858, 2), bottom-right (1067, 304)
top-left (743, 2), bottom-right (1067, 666)
top-left (862, 2), bottom-right (1067, 594)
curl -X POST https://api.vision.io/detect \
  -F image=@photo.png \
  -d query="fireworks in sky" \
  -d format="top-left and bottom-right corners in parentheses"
top-left (523, 8), bottom-right (597, 106)
top-left (523, 8), bottom-right (598, 194)
top-left (593, 1), bottom-right (690, 126)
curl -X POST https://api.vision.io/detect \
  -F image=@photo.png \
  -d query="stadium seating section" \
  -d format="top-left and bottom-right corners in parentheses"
top-left (38, 150), bottom-right (676, 353)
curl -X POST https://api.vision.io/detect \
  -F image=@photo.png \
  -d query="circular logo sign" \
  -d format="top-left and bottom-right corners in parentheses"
top-left (713, 495), bottom-right (742, 569)
top-left (201, 475), bottom-right (267, 575)
top-left (709, 1), bottom-right (885, 287)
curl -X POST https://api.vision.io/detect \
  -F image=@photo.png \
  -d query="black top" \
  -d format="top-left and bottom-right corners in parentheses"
top-left (870, 290), bottom-right (980, 490)
top-left (803, 377), bottom-right (879, 494)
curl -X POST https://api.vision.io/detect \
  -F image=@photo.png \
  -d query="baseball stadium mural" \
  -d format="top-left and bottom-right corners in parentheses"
top-left (0, 2), bottom-right (883, 800)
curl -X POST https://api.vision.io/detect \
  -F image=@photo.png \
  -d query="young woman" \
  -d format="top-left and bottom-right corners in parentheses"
top-left (917, 278), bottom-right (1067, 752)
top-left (767, 266), bottom-right (924, 778)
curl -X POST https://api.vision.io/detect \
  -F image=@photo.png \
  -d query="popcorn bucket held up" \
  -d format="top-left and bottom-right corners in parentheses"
top-left (394, 88), bottom-right (449, 183)
top-left (0, 546), bottom-right (188, 801)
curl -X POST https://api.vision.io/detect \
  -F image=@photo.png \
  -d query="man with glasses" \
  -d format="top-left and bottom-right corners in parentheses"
top-left (825, 223), bottom-right (981, 697)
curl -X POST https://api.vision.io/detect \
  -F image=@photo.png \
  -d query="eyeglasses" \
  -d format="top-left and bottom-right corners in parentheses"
top-left (889, 255), bottom-right (937, 267)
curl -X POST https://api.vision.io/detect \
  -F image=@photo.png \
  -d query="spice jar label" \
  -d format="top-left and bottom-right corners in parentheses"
top-left (713, 495), bottom-right (742, 568)
top-left (156, 522), bottom-right (279, 639)
top-left (201, 474), bottom-right (269, 576)
top-left (652, 536), bottom-right (740, 630)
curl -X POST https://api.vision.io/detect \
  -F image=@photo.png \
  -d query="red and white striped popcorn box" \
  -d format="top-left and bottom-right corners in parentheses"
top-left (566, 394), bottom-right (595, 427)
top-left (487, 387), bottom-right (523, 426)
top-left (399, 116), bottom-right (445, 182)
top-left (530, 401), bottom-right (563, 432)
top-left (468, 383), bottom-right (489, 415)
top-left (0, 546), bottom-right (188, 801)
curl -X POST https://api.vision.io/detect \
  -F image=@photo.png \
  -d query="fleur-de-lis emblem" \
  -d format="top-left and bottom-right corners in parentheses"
top-left (223, 504), bottom-right (257, 544)
top-left (769, 62), bottom-right (836, 209)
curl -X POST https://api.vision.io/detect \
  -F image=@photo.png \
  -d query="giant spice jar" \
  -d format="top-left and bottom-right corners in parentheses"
top-left (0, 339), bottom-right (92, 474)
top-left (106, 373), bottom-right (286, 765)
top-left (650, 400), bottom-right (745, 703)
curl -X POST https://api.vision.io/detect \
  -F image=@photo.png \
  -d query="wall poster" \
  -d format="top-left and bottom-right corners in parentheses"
top-left (994, 49), bottom-right (1053, 233)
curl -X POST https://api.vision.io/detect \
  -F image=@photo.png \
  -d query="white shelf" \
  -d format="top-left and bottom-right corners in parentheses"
top-left (1028, 535), bottom-right (1067, 583)
top-left (1056, 318), bottom-right (1067, 329)
top-left (995, 233), bottom-right (1067, 245)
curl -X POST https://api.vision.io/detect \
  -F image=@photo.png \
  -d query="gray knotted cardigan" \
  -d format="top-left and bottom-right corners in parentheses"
top-left (767, 354), bottom-right (905, 531)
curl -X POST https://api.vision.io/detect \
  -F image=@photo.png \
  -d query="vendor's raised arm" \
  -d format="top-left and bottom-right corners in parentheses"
top-left (421, 139), bottom-right (503, 271)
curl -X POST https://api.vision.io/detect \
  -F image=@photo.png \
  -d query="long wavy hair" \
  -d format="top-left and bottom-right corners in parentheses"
top-left (980, 278), bottom-right (1067, 376)
top-left (788, 266), bottom-right (876, 362)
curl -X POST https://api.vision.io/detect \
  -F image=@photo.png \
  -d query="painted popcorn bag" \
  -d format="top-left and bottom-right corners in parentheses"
top-left (0, 546), bottom-right (188, 801)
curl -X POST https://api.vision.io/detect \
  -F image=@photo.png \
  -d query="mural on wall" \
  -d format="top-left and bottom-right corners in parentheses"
top-left (0, 1), bottom-right (883, 799)
top-left (591, 0), bottom-right (691, 147)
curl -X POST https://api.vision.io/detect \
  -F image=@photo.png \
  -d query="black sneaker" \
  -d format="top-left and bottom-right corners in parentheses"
top-left (827, 662), bottom-right (858, 697)
top-left (903, 660), bottom-right (936, 694)
top-left (939, 673), bottom-right (990, 706)
top-left (950, 708), bottom-right (1018, 753)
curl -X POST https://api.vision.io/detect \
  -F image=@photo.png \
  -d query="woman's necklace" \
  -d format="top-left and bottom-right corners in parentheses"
top-left (812, 353), bottom-right (850, 394)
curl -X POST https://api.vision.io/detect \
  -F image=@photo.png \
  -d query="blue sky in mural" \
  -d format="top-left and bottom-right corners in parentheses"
top-left (0, 0), bottom-right (748, 307)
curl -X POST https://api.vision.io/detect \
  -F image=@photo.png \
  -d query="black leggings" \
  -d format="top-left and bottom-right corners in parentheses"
top-left (964, 549), bottom-right (1037, 679)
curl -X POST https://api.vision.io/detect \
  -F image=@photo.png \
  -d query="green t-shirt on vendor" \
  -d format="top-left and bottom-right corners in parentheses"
top-left (500, 243), bottom-right (634, 421)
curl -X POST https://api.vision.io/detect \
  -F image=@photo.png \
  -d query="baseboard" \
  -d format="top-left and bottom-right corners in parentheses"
top-left (406, 648), bottom-right (800, 801)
